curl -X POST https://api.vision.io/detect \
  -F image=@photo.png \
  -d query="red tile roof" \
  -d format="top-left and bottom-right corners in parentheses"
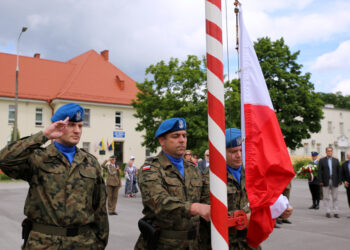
top-left (0, 49), bottom-right (138, 105)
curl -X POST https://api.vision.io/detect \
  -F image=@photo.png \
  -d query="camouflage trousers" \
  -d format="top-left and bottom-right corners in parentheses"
top-left (24, 229), bottom-right (99, 250)
top-left (134, 234), bottom-right (199, 250)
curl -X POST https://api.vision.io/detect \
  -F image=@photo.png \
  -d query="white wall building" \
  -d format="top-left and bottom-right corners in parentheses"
top-left (0, 50), bottom-right (149, 168)
top-left (290, 104), bottom-right (350, 161)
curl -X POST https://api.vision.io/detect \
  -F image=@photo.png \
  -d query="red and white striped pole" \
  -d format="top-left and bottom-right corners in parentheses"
top-left (205, 0), bottom-right (228, 249)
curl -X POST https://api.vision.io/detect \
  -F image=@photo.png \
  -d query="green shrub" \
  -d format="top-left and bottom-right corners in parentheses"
top-left (293, 159), bottom-right (312, 179)
top-left (0, 173), bottom-right (12, 181)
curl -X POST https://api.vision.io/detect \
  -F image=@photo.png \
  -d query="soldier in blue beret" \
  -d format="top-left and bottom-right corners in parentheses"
top-left (0, 102), bottom-right (109, 249)
top-left (200, 128), bottom-right (293, 249)
top-left (135, 117), bottom-right (210, 250)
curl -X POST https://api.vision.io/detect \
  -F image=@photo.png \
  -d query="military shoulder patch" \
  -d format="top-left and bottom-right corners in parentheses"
top-left (142, 165), bottom-right (151, 171)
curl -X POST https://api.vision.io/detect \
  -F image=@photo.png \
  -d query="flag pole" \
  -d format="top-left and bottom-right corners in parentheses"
top-left (205, 0), bottom-right (229, 249)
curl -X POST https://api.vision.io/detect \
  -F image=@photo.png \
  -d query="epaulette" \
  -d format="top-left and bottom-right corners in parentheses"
top-left (80, 148), bottom-right (98, 160)
top-left (145, 156), bottom-right (155, 162)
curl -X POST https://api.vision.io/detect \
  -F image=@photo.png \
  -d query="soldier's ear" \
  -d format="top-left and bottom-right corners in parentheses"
top-left (158, 136), bottom-right (166, 147)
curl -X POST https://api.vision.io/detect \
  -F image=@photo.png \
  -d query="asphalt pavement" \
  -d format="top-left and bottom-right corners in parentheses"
top-left (0, 179), bottom-right (349, 250)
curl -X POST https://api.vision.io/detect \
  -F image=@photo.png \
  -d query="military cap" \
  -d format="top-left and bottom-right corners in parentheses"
top-left (155, 118), bottom-right (186, 138)
top-left (225, 128), bottom-right (242, 148)
top-left (109, 155), bottom-right (116, 159)
top-left (311, 151), bottom-right (319, 156)
top-left (51, 103), bottom-right (85, 123)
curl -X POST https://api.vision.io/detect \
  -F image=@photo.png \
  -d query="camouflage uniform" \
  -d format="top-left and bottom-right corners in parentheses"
top-left (134, 151), bottom-right (203, 250)
top-left (200, 166), bottom-right (258, 250)
top-left (0, 131), bottom-right (109, 249)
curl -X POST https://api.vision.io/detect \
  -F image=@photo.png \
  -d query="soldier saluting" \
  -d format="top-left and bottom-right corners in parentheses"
top-left (0, 103), bottom-right (109, 249)
top-left (135, 118), bottom-right (210, 250)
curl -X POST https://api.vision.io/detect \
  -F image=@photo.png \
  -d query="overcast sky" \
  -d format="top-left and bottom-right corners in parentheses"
top-left (1, 0), bottom-right (350, 95)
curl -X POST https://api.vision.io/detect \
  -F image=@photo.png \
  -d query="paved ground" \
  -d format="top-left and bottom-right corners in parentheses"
top-left (0, 179), bottom-right (349, 250)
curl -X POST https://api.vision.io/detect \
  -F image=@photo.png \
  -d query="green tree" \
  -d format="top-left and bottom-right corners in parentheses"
top-left (253, 37), bottom-right (323, 149)
top-left (132, 55), bottom-right (208, 154)
top-left (9, 125), bottom-right (20, 143)
top-left (133, 37), bottom-right (323, 154)
top-left (318, 92), bottom-right (350, 109)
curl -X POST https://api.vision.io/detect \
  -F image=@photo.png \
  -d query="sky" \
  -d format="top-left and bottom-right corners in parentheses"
top-left (1, 0), bottom-right (350, 95)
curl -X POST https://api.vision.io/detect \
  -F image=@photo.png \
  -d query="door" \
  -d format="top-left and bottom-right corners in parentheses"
top-left (114, 141), bottom-right (124, 167)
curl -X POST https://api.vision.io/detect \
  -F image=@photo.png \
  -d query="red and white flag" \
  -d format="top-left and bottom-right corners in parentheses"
top-left (239, 8), bottom-right (295, 248)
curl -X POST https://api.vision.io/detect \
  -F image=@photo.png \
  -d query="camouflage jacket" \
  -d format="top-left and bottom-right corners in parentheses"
top-left (105, 162), bottom-right (121, 187)
top-left (200, 166), bottom-right (255, 250)
top-left (0, 131), bottom-right (109, 249)
top-left (135, 151), bottom-right (203, 249)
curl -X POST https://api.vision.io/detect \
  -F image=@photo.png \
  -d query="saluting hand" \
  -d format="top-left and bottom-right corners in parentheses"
top-left (43, 117), bottom-right (69, 139)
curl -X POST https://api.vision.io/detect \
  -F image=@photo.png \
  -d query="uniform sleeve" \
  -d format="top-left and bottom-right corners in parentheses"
top-left (0, 131), bottom-right (48, 181)
top-left (100, 160), bottom-right (108, 169)
top-left (200, 168), bottom-right (210, 204)
top-left (138, 164), bottom-right (192, 220)
top-left (91, 160), bottom-right (109, 249)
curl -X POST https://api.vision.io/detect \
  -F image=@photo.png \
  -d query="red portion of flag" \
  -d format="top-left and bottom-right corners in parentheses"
top-left (245, 104), bottom-right (295, 247)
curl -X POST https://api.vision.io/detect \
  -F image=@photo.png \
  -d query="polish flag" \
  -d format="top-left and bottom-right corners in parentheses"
top-left (239, 8), bottom-right (295, 248)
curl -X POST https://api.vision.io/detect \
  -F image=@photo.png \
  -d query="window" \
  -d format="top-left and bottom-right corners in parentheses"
top-left (328, 121), bottom-right (332, 134)
top-left (115, 112), bottom-right (122, 128)
top-left (82, 142), bottom-right (90, 152)
top-left (35, 108), bottom-right (43, 126)
top-left (304, 143), bottom-right (309, 155)
top-left (340, 122), bottom-right (344, 135)
top-left (83, 109), bottom-right (90, 127)
top-left (8, 105), bottom-right (15, 124)
top-left (317, 143), bottom-right (321, 154)
top-left (146, 148), bottom-right (151, 157)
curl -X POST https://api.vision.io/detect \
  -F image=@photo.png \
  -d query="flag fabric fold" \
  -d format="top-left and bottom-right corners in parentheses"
top-left (239, 7), bottom-right (295, 248)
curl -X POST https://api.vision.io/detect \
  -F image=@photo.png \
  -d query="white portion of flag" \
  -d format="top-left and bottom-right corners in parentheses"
top-left (239, 9), bottom-right (274, 110)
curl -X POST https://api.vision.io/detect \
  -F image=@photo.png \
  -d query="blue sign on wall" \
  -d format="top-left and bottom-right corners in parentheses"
top-left (113, 131), bottom-right (125, 138)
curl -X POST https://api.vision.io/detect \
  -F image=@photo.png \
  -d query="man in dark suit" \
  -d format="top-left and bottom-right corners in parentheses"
top-left (341, 152), bottom-right (350, 218)
top-left (318, 147), bottom-right (342, 218)
top-left (198, 149), bottom-right (209, 173)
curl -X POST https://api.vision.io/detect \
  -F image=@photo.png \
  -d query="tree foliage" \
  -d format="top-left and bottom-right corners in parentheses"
top-left (133, 37), bottom-right (324, 154)
top-left (318, 92), bottom-right (350, 109)
top-left (253, 37), bottom-right (323, 149)
top-left (132, 55), bottom-right (208, 155)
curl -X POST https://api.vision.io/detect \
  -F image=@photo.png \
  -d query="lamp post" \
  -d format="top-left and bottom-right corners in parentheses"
top-left (14, 27), bottom-right (27, 141)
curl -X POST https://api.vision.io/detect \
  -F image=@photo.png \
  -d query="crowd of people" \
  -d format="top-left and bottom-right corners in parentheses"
top-left (302, 148), bottom-right (350, 219)
top-left (0, 102), bottom-right (348, 249)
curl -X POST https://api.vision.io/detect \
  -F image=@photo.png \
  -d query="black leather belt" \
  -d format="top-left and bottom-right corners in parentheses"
top-left (160, 228), bottom-right (197, 240)
top-left (32, 222), bottom-right (91, 237)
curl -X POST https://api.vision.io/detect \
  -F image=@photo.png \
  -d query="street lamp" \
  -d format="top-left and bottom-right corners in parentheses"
top-left (14, 27), bottom-right (28, 141)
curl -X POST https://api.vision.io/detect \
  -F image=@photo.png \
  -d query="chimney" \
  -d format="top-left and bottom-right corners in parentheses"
top-left (100, 50), bottom-right (109, 61)
top-left (115, 75), bottom-right (125, 90)
top-left (34, 53), bottom-right (40, 59)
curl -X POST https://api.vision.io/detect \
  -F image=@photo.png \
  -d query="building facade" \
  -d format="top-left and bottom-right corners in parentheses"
top-left (0, 50), bottom-right (148, 167)
top-left (290, 105), bottom-right (350, 161)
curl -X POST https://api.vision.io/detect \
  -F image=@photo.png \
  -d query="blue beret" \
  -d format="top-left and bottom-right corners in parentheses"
top-left (225, 128), bottom-right (242, 148)
top-left (51, 103), bottom-right (85, 123)
top-left (311, 152), bottom-right (318, 156)
top-left (155, 118), bottom-right (186, 138)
